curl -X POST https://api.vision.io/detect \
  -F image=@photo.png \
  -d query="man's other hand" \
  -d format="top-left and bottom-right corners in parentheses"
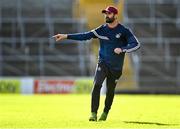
top-left (114, 48), bottom-right (123, 54)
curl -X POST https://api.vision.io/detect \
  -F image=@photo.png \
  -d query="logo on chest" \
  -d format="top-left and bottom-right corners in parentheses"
top-left (115, 33), bottom-right (121, 38)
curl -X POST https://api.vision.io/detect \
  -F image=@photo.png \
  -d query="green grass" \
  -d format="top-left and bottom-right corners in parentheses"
top-left (0, 94), bottom-right (180, 128)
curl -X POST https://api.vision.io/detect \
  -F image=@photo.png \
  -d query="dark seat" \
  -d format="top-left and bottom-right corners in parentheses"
top-left (132, 23), bottom-right (157, 38)
top-left (0, 22), bottom-right (12, 37)
top-left (155, 4), bottom-right (177, 19)
top-left (162, 23), bottom-right (180, 38)
top-left (169, 43), bottom-right (180, 56)
top-left (24, 23), bottom-right (49, 38)
top-left (127, 4), bottom-right (150, 18)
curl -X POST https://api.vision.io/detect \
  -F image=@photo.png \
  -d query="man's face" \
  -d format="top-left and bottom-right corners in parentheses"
top-left (104, 12), bottom-right (116, 23)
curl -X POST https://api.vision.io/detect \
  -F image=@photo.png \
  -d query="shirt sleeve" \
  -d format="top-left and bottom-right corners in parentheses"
top-left (121, 28), bottom-right (140, 53)
top-left (67, 31), bottom-right (97, 41)
top-left (67, 25), bottom-right (104, 41)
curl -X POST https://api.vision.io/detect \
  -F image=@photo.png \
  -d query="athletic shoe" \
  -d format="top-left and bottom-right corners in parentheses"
top-left (98, 112), bottom-right (108, 121)
top-left (89, 112), bottom-right (97, 121)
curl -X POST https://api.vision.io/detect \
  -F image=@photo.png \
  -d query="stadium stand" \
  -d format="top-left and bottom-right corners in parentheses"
top-left (0, 0), bottom-right (91, 76)
top-left (124, 0), bottom-right (180, 93)
top-left (0, 0), bottom-right (180, 93)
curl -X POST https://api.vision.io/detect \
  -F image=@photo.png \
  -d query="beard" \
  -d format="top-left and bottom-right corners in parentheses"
top-left (105, 16), bottom-right (115, 23)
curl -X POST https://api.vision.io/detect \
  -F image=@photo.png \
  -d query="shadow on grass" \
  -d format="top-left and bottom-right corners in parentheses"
top-left (123, 121), bottom-right (178, 126)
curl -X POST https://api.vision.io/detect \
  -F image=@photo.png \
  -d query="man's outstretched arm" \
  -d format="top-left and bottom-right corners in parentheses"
top-left (53, 31), bottom-right (96, 42)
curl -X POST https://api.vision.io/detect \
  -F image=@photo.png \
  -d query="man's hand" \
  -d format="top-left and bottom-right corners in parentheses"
top-left (52, 34), bottom-right (67, 42)
top-left (114, 48), bottom-right (123, 54)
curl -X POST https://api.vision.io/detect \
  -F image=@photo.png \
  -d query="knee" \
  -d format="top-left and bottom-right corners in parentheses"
top-left (106, 85), bottom-right (116, 95)
top-left (94, 79), bottom-right (103, 88)
top-left (92, 82), bottom-right (102, 93)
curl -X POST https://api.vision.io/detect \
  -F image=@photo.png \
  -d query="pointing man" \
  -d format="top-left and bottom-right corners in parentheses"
top-left (53, 6), bottom-right (140, 121)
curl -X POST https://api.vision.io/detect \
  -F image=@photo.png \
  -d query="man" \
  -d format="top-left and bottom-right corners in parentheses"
top-left (53, 6), bottom-right (140, 121)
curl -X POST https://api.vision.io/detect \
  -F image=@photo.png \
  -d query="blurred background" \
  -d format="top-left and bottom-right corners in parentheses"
top-left (0, 0), bottom-right (180, 94)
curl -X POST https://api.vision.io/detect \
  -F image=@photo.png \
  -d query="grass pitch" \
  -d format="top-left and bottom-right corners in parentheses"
top-left (0, 94), bottom-right (180, 128)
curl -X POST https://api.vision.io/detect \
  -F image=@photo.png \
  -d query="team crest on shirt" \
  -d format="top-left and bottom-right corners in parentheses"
top-left (115, 33), bottom-right (121, 38)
